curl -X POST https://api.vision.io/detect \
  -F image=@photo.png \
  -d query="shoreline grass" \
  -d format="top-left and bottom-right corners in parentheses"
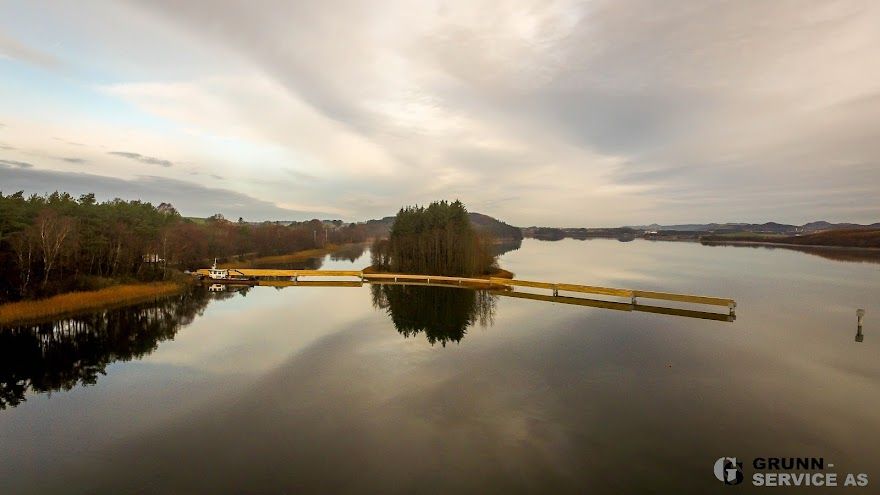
top-left (220, 245), bottom-right (344, 268)
top-left (0, 282), bottom-right (187, 326)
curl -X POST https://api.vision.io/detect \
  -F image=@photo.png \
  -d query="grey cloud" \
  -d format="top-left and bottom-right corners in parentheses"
top-left (109, 151), bottom-right (174, 167)
top-left (61, 157), bottom-right (87, 164)
top-left (0, 144), bottom-right (15, 151)
top-left (0, 166), bottom-right (338, 220)
top-left (285, 169), bottom-right (316, 181)
top-left (132, 0), bottom-right (390, 135)
top-left (0, 32), bottom-right (62, 70)
top-left (0, 159), bottom-right (34, 168)
top-left (112, 0), bottom-right (880, 224)
top-left (53, 137), bottom-right (85, 146)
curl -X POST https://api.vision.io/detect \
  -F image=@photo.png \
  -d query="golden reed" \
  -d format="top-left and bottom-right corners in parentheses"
top-left (0, 282), bottom-right (185, 326)
top-left (220, 245), bottom-right (341, 268)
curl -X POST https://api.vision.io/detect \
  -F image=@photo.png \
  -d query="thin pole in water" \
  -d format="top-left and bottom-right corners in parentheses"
top-left (856, 309), bottom-right (865, 343)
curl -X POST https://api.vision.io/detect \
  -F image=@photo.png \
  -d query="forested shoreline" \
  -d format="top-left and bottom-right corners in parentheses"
top-left (0, 191), bottom-right (366, 302)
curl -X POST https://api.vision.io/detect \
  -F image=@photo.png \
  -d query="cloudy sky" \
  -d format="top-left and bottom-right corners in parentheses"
top-left (1, 1), bottom-right (878, 225)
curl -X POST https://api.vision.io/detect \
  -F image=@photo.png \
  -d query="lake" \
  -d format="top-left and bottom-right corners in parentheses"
top-left (1, 239), bottom-right (878, 493)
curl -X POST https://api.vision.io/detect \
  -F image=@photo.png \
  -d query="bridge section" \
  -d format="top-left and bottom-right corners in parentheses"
top-left (195, 268), bottom-right (736, 314)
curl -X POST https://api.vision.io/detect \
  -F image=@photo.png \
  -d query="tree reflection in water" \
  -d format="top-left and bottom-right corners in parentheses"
top-left (0, 286), bottom-right (239, 410)
top-left (0, 280), bottom-right (496, 410)
top-left (329, 243), bottom-right (366, 262)
top-left (492, 238), bottom-right (522, 257)
top-left (371, 284), bottom-right (496, 346)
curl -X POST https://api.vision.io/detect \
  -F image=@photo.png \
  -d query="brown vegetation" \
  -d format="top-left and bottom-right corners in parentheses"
top-left (220, 246), bottom-right (342, 268)
top-left (0, 282), bottom-right (186, 326)
top-left (702, 229), bottom-right (880, 248)
top-left (0, 191), bottom-right (367, 302)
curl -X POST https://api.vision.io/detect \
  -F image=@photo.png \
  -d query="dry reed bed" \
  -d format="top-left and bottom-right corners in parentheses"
top-left (220, 246), bottom-right (340, 268)
top-left (0, 282), bottom-right (185, 326)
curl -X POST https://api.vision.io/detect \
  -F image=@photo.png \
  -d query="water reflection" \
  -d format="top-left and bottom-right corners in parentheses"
top-left (245, 255), bottom-right (324, 270)
top-left (493, 290), bottom-right (736, 322)
top-left (1, 273), bottom-right (740, 411)
top-left (701, 242), bottom-right (880, 265)
top-left (856, 309), bottom-right (865, 342)
top-left (208, 284), bottom-right (255, 295)
top-left (492, 238), bottom-right (522, 257)
top-left (371, 284), bottom-right (496, 346)
top-left (2, 239), bottom-right (879, 493)
top-left (329, 243), bottom-right (367, 262)
top-left (0, 288), bottom-right (218, 410)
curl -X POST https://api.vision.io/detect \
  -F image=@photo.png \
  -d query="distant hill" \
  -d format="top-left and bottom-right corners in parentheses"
top-left (361, 212), bottom-right (522, 240)
top-left (467, 212), bottom-right (523, 240)
top-left (359, 216), bottom-right (396, 238)
top-left (523, 220), bottom-right (880, 248)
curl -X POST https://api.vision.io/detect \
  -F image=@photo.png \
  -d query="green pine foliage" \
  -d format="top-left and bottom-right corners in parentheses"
top-left (371, 200), bottom-right (496, 276)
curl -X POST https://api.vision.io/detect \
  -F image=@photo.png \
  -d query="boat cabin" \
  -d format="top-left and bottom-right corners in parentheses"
top-left (208, 259), bottom-right (228, 279)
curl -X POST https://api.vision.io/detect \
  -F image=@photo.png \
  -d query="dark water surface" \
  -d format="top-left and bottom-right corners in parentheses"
top-left (1, 239), bottom-right (878, 493)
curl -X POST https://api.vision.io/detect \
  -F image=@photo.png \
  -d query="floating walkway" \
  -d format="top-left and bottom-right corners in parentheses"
top-left (196, 268), bottom-right (736, 319)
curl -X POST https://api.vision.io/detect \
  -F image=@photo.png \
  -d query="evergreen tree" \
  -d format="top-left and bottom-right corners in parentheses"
top-left (373, 200), bottom-right (495, 276)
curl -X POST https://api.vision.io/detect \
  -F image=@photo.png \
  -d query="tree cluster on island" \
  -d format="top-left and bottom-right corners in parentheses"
top-left (370, 200), bottom-right (497, 277)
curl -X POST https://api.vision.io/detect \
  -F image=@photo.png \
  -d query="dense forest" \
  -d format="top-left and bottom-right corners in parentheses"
top-left (0, 191), bottom-right (366, 302)
top-left (370, 200), bottom-right (496, 276)
top-left (362, 211), bottom-right (522, 240)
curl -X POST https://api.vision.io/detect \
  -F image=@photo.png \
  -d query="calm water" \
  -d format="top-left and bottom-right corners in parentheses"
top-left (1, 239), bottom-right (878, 493)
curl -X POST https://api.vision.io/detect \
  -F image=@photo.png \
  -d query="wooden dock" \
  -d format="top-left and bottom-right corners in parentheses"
top-left (195, 268), bottom-right (736, 315)
top-left (492, 290), bottom-right (735, 322)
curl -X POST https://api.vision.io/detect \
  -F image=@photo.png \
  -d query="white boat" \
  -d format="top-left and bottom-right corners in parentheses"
top-left (208, 259), bottom-right (229, 279)
top-left (203, 258), bottom-right (257, 284)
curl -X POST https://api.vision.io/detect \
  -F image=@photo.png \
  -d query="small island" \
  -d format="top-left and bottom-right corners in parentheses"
top-left (366, 200), bottom-right (502, 346)
top-left (368, 200), bottom-right (509, 278)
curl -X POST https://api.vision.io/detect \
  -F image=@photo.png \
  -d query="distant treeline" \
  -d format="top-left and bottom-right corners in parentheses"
top-left (371, 200), bottom-right (496, 276)
top-left (701, 229), bottom-right (880, 248)
top-left (0, 191), bottom-right (366, 301)
top-left (524, 226), bottom-right (636, 241)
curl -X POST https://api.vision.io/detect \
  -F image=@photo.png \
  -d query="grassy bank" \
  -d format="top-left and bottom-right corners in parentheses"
top-left (220, 245), bottom-right (343, 268)
top-left (0, 282), bottom-right (187, 326)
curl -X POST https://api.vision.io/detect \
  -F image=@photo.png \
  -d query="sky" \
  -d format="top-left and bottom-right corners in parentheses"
top-left (0, 0), bottom-right (878, 226)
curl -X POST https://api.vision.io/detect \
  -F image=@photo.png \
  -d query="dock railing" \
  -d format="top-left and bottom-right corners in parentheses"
top-left (196, 268), bottom-right (736, 314)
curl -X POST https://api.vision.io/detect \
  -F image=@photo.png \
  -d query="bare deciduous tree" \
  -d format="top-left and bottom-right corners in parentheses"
top-left (10, 229), bottom-right (36, 295)
top-left (35, 210), bottom-right (75, 287)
